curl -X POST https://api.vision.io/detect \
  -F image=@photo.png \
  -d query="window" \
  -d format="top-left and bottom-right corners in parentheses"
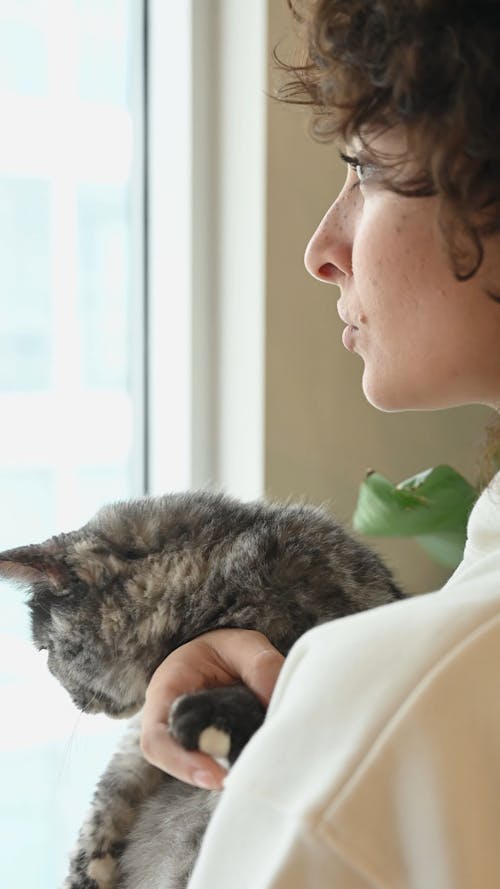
top-left (0, 2), bottom-right (267, 885)
top-left (0, 2), bottom-right (144, 885)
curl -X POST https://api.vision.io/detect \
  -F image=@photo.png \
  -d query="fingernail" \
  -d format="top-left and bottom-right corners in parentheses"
top-left (193, 770), bottom-right (220, 790)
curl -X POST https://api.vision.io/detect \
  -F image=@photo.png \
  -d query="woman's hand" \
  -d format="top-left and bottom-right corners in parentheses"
top-left (140, 629), bottom-right (284, 790)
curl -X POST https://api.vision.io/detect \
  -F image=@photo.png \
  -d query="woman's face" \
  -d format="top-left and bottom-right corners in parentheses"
top-left (304, 131), bottom-right (500, 412)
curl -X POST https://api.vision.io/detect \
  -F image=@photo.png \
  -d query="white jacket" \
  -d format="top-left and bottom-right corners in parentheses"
top-left (188, 475), bottom-right (500, 889)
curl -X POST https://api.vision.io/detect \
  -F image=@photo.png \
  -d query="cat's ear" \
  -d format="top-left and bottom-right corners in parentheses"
top-left (0, 540), bottom-right (73, 592)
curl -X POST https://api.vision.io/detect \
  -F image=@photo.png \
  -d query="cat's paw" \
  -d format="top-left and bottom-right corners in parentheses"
top-left (65, 843), bottom-right (123, 889)
top-left (65, 860), bottom-right (114, 889)
top-left (168, 685), bottom-right (266, 765)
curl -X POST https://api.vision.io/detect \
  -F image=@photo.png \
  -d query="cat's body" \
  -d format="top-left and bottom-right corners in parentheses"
top-left (0, 490), bottom-right (404, 888)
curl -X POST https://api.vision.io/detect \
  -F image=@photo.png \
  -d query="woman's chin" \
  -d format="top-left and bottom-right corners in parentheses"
top-left (362, 373), bottom-right (399, 412)
top-left (361, 372), bottom-right (465, 413)
top-left (361, 372), bottom-right (418, 413)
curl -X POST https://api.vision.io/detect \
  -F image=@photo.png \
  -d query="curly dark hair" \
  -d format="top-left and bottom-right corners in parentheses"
top-left (277, 0), bottom-right (500, 291)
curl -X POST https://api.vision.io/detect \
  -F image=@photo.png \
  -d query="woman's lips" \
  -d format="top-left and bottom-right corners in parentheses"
top-left (342, 324), bottom-right (359, 351)
top-left (337, 303), bottom-right (360, 352)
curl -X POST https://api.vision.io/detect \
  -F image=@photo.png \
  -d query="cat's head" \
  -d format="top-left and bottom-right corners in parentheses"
top-left (0, 501), bottom-right (175, 718)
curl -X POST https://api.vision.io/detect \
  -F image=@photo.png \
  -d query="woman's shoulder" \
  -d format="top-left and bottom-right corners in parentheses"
top-left (293, 470), bottom-right (500, 677)
top-left (200, 494), bottom-right (500, 888)
top-left (264, 525), bottom-right (500, 786)
top-left (461, 470), bottom-right (500, 562)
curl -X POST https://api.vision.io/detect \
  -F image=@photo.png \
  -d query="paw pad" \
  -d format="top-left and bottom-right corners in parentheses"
top-left (198, 726), bottom-right (231, 758)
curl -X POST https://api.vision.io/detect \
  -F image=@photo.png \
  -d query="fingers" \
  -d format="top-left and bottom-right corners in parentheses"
top-left (141, 651), bottom-right (229, 788)
top-left (140, 629), bottom-right (284, 788)
top-left (140, 721), bottom-right (227, 790)
top-left (201, 630), bottom-right (285, 706)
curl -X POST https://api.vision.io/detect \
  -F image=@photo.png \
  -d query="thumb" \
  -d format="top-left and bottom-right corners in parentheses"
top-left (245, 647), bottom-right (285, 707)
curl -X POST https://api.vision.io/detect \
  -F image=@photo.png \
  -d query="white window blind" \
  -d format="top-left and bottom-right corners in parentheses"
top-left (0, 2), bottom-right (148, 885)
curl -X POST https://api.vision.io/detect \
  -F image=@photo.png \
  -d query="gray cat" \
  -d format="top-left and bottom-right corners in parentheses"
top-left (0, 490), bottom-right (404, 889)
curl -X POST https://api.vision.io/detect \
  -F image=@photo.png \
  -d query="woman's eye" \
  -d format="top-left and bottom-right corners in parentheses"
top-left (354, 162), bottom-right (374, 182)
top-left (340, 152), bottom-right (377, 186)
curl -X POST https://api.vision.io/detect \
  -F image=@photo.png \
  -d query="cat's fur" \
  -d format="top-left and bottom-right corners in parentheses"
top-left (0, 490), bottom-right (404, 889)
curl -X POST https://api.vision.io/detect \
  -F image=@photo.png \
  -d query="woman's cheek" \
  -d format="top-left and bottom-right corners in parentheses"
top-left (352, 209), bottom-right (391, 290)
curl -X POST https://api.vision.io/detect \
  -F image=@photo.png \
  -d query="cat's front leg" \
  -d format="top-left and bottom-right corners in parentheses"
top-left (63, 717), bottom-right (164, 889)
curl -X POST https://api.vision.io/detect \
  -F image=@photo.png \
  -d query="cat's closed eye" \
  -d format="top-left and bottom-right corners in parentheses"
top-left (59, 641), bottom-right (85, 660)
top-left (119, 548), bottom-right (147, 561)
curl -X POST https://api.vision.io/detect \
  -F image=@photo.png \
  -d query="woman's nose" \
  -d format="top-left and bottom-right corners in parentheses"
top-left (304, 191), bottom-right (355, 284)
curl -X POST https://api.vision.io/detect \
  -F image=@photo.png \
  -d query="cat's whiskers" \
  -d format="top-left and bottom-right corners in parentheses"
top-left (55, 712), bottom-right (82, 787)
top-left (81, 687), bottom-right (107, 714)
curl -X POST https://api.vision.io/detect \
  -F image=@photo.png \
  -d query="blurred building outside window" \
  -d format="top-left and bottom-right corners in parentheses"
top-left (0, 2), bottom-right (145, 885)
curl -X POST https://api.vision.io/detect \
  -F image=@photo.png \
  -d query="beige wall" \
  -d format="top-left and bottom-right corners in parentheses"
top-left (263, 2), bottom-right (492, 594)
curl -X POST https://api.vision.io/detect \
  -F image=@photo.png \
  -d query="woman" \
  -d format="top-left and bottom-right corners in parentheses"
top-left (142, 2), bottom-right (500, 885)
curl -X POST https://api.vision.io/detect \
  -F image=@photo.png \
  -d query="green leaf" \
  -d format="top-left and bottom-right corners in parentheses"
top-left (415, 531), bottom-right (468, 570)
top-left (352, 465), bottom-right (478, 569)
